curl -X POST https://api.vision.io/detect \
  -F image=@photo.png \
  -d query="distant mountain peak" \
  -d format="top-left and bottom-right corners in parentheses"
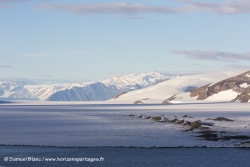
top-left (102, 71), bottom-right (169, 89)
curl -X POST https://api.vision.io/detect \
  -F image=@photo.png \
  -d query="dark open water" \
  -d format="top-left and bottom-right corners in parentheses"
top-left (0, 146), bottom-right (250, 167)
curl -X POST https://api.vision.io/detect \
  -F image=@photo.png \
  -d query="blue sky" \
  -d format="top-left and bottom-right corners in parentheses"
top-left (1, 0), bottom-right (250, 83)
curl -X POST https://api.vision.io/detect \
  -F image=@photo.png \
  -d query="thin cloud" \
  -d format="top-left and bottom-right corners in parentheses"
top-left (38, 74), bottom-right (52, 78)
top-left (25, 53), bottom-right (56, 58)
top-left (149, 20), bottom-right (161, 24)
top-left (36, 0), bottom-right (250, 15)
top-left (0, 65), bottom-right (13, 68)
top-left (119, 15), bottom-right (146, 20)
top-left (36, 2), bottom-right (181, 15)
top-left (171, 50), bottom-right (250, 62)
top-left (0, 0), bottom-right (51, 3)
top-left (0, 0), bottom-right (50, 8)
top-left (178, 0), bottom-right (250, 14)
top-left (222, 64), bottom-right (250, 70)
top-left (220, 64), bottom-right (250, 75)
top-left (68, 51), bottom-right (85, 55)
top-left (0, 0), bottom-right (29, 3)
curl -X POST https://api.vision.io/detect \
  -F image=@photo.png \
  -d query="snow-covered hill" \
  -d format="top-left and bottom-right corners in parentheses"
top-left (110, 71), bottom-right (247, 104)
top-left (163, 70), bottom-right (250, 104)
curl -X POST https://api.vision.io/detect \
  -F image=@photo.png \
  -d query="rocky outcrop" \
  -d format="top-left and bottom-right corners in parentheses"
top-left (232, 87), bottom-right (250, 103)
top-left (212, 117), bottom-right (234, 121)
top-left (133, 100), bottom-right (144, 104)
top-left (129, 114), bottom-right (250, 143)
top-left (190, 71), bottom-right (250, 101)
top-left (112, 92), bottom-right (127, 99)
top-left (162, 94), bottom-right (177, 104)
top-left (190, 71), bottom-right (250, 103)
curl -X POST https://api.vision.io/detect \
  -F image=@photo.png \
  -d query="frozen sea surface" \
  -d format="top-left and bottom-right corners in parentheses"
top-left (0, 102), bottom-right (250, 147)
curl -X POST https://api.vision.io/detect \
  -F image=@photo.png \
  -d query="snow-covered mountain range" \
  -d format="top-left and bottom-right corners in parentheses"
top-left (102, 72), bottom-right (168, 90)
top-left (0, 72), bottom-right (169, 101)
top-left (2, 70), bottom-right (250, 103)
top-left (111, 70), bottom-right (250, 104)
